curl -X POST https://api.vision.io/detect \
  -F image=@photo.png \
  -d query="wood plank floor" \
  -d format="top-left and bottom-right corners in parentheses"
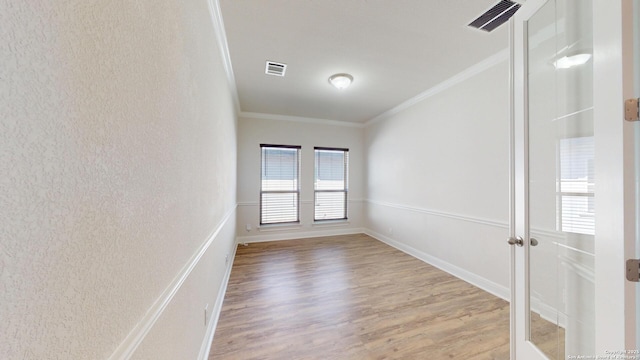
top-left (209, 233), bottom-right (558, 359)
top-left (531, 313), bottom-right (565, 360)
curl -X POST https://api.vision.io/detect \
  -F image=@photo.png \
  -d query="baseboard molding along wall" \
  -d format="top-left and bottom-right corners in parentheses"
top-left (196, 218), bottom-right (567, 359)
top-left (108, 207), bottom-right (236, 360)
top-left (363, 228), bottom-right (511, 302)
top-left (237, 227), bottom-right (365, 244)
top-left (197, 225), bottom-right (571, 360)
top-left (197, 237), bottom-right (238, 360)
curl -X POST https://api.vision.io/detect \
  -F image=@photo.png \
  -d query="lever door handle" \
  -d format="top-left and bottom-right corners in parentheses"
top-left (507, 236), bottom-right (524, 247)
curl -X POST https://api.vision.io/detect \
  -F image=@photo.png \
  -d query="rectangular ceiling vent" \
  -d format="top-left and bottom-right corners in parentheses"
top-left (468, 0), bottom-right (521, 32)
top-left (265, 61), bottom-right (287, 77)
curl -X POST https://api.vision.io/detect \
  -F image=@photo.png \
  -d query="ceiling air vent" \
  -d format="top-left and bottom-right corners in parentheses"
top-left (468, 0), bottom-right (521, 32)
top-left (265, 61), bottom-right (287, 77)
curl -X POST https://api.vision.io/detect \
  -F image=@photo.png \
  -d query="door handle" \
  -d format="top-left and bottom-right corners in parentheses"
top-left (530, 238), bottom-right (539, 246)
top-left (507, 236), bottom-right (524, 247)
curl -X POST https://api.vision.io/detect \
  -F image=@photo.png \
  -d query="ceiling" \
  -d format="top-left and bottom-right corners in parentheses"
top-left (219, 0), bottom-right (509, 124)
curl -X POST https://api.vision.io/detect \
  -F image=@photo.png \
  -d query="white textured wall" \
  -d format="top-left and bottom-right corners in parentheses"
top-left (1, 0), bottom-right (237, 359)
top-left (364, 60), bottom-right (511, 298)
top-left (236, 116), bottom-right (364, 242)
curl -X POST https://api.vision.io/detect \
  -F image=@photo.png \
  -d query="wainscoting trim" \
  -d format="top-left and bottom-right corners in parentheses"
top-left (366, 199), bottom-right (508, 229)
top-left (108, 206), bottom-right (237, 360)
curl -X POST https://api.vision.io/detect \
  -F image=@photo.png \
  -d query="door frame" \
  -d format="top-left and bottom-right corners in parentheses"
top-left (592, 0), bottom-right (636, 353)
top-left (510, 0), bottom-right (637, 358)
top-left (511, 1), bottom-right (554, 358)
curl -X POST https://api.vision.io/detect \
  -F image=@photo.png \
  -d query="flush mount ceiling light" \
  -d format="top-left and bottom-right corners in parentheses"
top-left (553, 54), bottom-right (592, 69)
top-left (328, 73), bottom-right (353, 90)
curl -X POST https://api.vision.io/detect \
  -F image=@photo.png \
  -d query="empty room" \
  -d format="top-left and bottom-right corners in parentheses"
top-left (2, 0), bottom-right (637, 359)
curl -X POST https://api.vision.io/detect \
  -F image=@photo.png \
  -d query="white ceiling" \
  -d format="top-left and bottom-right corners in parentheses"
top-left (220, 0), bottom-right (509, 124)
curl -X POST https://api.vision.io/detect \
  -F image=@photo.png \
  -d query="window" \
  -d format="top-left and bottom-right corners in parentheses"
top-left (260, 145), bottom-right (300, 225)
top-left (314, 147), bottom-right (349, 221)
top-left (557, 136), bottom-right (594, 235)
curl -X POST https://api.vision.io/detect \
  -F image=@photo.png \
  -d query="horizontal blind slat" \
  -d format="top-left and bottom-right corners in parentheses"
top-left (558, 136), bottom-right (595, 235)
top-left (261, 145), bottom-right (300, 224)
top-left (314, 148), bottom-right (348, 221)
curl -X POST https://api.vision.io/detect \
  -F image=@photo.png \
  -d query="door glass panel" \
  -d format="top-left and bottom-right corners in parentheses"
top-left (634, 0), bottom-right (640, 349)
top-left (527, 0), bottom-right (595, 358)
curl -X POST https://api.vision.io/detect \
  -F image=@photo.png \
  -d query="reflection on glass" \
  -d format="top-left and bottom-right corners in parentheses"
top-left (558, 136), bottom-right (594, 235)
top-left (527, 0), bottom-right (594, 358)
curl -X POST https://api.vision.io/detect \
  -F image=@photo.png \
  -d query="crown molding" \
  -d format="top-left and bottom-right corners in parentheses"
top-left (208, 0), bottom-right (508, 131)
top-left (365, 48), bottom-right (509, 127)
top-left (207, 0), bottom-right (241, 113)
top-left (240, 112), bottom-right (366, 128)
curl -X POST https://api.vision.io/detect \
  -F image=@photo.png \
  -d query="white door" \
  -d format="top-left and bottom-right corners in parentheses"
top-left (511, 0), bottom-right (637, 359)
top-left (635, 0), bottom-right (640, 351)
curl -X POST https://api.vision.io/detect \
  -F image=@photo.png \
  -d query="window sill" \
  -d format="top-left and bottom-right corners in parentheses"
top-left (258, 223), bottom-right (302, 232)
top-left (312, 219), bottom-right (350, 227)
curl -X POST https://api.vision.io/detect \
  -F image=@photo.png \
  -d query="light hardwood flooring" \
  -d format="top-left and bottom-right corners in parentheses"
top-left (531, 313), bottom-right (565, 360)
top-left (210, 233), bottom-right (560, 359)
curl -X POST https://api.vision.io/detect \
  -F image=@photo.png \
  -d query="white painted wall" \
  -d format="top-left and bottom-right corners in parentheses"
top-left (237, 115), bottom-right (364, 242)
top-left (364, 59), bottom-right (512, 299)
top-left (1, 0), bottom-right (237, 359)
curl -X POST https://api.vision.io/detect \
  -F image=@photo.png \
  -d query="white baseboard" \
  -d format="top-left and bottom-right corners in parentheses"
top-left (364, 228), bottom-right (570, 327)
top-left (197, 239), bottom-right (238, 360)
top-left (237, 227), bottom-right (510, 302)
top-left (363, 228), bottom-right (511, 302)
top-left (108, 207), bottom-right (236, 360)
top-left (237, 227), bottom-right (364, 244)
top-left (531, 296), bottom-right (568, 329)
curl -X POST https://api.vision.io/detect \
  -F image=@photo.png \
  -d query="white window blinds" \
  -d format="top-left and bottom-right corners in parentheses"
top-left (314, 147), bottom-right (348, 221)
top-left (558, 136), bottom-right (594, 235)
top-left (260, 145), bottom-right (301, 225)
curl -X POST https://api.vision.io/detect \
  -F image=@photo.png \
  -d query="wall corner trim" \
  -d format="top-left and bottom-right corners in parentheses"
top-left (365, 48), bottom-right (509, 127)
top-left (108, 206), bottom-right (237, 360)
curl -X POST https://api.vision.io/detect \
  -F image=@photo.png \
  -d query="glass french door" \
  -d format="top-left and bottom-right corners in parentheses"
top-left (634, 0), bottom-right (640, 351)
top-left (511, 0), bottom-right (636, 358)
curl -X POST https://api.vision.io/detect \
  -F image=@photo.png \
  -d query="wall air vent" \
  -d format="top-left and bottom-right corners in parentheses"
top-left (265, 61), bottom-right (287, 77)
top-left (468, 0), bottom-right (521, 32)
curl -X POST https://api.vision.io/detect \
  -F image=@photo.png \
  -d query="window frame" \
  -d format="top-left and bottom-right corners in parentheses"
top-left (259, 144), bottom-right (301, 226)
top-left (313, 147), bottom-right (349, 222)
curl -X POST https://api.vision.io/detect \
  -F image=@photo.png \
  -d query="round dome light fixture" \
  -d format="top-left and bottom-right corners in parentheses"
top-left (328, 73), bottom-right (353, 90)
